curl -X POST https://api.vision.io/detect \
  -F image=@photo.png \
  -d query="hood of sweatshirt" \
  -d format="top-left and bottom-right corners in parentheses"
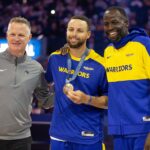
top-left (112, 28), bottom-right (149, 49)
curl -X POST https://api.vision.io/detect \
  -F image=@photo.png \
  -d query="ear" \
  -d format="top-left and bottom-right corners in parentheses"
top-left (125, 19), bottom-right (129, 28)
top-left (6, 32), bottom-right (8, 40)
top-left (87, 31), bottom-right (91, 39)
top-left (28, 34), bottom-right (32, 41)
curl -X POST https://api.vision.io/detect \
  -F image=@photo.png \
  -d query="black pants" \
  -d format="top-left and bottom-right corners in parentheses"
top-left (0, 136), bottom-right (32, 150)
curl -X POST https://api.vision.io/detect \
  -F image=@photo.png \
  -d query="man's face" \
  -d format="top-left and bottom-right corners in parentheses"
top-left (66, 19), bottom-right (91, 48)
top-left (103, 10), bottom-right (129, 42)
top-left (7, 22), bottom-right (31, 54)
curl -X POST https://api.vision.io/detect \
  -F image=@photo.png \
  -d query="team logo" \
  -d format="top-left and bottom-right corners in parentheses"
top-left (83, 66), bottom-right (94, 71)
top-left (0, 69), bottom-right (7, 72)
top-left (126, 53), bottom-right (134, 57)
top-left (106, 56), bottom-right (111, 59)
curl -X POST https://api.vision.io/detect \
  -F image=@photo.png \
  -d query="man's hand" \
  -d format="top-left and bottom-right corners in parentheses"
top-left (144, 133), bottom-right (150, 150)
top-left (66, 90), bottom-right (89, 104)
top-left (56, 43), bottom-right (70, 55)
top-left (66, 90), bottom-right (108, 108)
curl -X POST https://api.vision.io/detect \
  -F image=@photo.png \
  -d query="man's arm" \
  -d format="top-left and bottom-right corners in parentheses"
top-left (66, 90), bottom-right (108, 109)
top-left (34, 73), bottom-right (54, 109)
top-left (56, 43), bottom-right (69, 55)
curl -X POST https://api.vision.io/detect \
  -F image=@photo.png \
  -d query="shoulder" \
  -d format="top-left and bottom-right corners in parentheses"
top-left (132, 35), bottom-right (150, 55)
top-left (104, 44), bottom-right (114, 56)
top-left (0, 52), bottom-right (4, 58)
top-left (48, 50), bottom-right (65, 60)
top-left (133, 35), bottom-right (150, 45)
top-left (26, 56), bottom-right (43, 72)
top-left (88, 49), bottom-right (105, 68)
top-left (50, 50), bottom-right (62, 56)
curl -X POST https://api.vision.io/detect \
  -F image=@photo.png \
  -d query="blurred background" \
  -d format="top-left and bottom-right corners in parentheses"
top-left (0, 0), bottom-right (150, 149)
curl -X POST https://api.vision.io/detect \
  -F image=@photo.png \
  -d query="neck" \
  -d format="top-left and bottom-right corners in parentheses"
top-left (70, 45), bottom-right (87, 58)
top-left (8, 49), bottom-right (25, 57)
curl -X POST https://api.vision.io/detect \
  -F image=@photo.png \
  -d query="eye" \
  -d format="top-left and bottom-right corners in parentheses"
top-left (104, 22), bottom-right (109, 26)
top-left (111, 20), bottom-right (119, 25)
top-left (77, 29), bottom-right (84, 33)
top-left (9, 33), bottom-right (15, 37)
top-left (18, 34), bottom-right (25, 37)
top-left (67, 28), bottom-right (74, 32)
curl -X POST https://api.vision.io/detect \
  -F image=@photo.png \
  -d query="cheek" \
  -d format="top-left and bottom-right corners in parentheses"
top-left (7, 36), bottom-right (12, 41)
top-left (103, 26), bottom-right (107, 32)
top-left (84, 35), bottom-right (90, 40)
top-left (24, 38), bottom-right (30, 44)
top-left (66, 33), bottom-right (71, 39)
top-left (66, 31), bottom-right (72, 37)
top-left (120, 28), bottom-right (127, 37)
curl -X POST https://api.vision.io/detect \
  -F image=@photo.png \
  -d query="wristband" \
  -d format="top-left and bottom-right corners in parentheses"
top-left (87, 96), bottom-right (92, 105)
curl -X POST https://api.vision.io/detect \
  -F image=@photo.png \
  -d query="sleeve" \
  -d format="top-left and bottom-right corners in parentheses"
top-left (98, 53), bottom-right (108, 96)
top-left (99, 64), bottom-right (108, 96)
top-left (34, 65), bottom-right (54, 109)
top-left (45, 56), bottom-right (53, 83)
top-left (141, 37), bottom-right (150, 79)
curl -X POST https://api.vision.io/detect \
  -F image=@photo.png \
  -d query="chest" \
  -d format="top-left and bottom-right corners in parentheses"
top-left (105, 45), bottom-right (146, 82)
top-left (0, 59), bottom-right (40, 90)
top-left (51, 58), bottom-right (103, 91)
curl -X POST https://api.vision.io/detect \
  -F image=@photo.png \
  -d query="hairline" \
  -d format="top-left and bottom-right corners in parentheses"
top-left (68, 15), bottom-right (91, 31)
top-left (104, 6), bottom-right (128, 22)
top-left (7, 17), bottom-right (31, 35)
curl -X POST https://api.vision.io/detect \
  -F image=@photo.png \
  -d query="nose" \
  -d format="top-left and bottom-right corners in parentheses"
top-left (71, 30), bottom-right (77, 36)
top-left (13, 35), bottom-right (21, 41)
top-left (107, 23), bottom-right (114, 31)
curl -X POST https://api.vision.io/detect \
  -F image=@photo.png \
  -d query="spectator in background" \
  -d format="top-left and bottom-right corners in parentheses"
top-left (0, 16), bottom-right (52, 150)
top-left (103, 6), bottom-right (150, 150)
top-left (1, 0), bottom-right (150, 55)
top-left (45, 15), bottom-right (108, 150)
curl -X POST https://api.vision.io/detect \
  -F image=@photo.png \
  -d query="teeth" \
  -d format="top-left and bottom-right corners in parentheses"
top-left (110, 32), bottom-right (116, 35)
top-left (71, 39), bottom-right (77, 42)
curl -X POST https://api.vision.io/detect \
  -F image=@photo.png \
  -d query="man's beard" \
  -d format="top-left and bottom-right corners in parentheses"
top-left (67, 39), bottom-right (85, 48)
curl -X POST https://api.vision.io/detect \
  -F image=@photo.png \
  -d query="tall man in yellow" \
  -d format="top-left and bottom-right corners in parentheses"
top-left (103, 6), bottom-right (150, 150)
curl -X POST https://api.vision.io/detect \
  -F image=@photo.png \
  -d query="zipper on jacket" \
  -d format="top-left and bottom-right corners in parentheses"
top-left (14, 57), bottom-right (18, 85)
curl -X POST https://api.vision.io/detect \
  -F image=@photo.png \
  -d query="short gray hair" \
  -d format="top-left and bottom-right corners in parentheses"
top-left (8, 16), bottom-right (31, 34)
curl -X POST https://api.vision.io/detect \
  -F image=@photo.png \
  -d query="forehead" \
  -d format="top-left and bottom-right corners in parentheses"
top-left (103, 10), bottom-right (124, 21)
top-left (67, 19), bottom-right (88, 30)
top-left (7, 22), bottom-right (30, 34)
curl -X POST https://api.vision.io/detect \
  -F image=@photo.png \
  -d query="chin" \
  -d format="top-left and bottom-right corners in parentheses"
top-left (108, 38), bottom-right (116, 42)
top-left (110, 37), bottom-right (121, 43)
top-left (69, 43), bottom-right (82, 48)
top-left (12, 48), bottom-right (22, 52)
top-left (69, 45), bottom-right (79, 48)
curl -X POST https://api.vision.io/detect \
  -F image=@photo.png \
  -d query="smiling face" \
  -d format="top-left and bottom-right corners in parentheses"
top-left (103, 9), bottom-right (129, 42)
top-left (7, 22), bottom-right (32, 56)
top-left (66, 19), bottom-right (91, 49)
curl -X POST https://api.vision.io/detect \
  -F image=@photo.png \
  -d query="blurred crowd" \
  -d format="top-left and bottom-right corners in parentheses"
top-left (1, 0), bottom-right (149, 114)
top-left (0, 0), bottom-right (150, 55)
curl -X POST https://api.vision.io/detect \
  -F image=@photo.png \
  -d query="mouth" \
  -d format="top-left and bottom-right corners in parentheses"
top-left (11, 43), bottom-right (21, 46)
top-left (108, 31), bottom-right (118, 40)
top-left (69, 38), bottom-right (78, 43)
